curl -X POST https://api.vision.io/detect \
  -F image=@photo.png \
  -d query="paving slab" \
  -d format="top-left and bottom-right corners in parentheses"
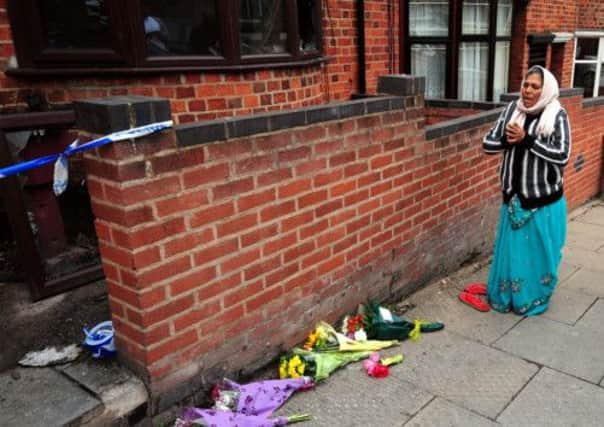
top-left (576, 299), bottom-right (604, 332)
top-left (557, 261), bottom-right (579, 284)
top-left (404, 280), bottom-right (520, 346)
top-left (388, 331), bottom-right (537, 419)
top-left (405, 398), bottom-right (499, 427)
top-left (493, 317), bottom-right (604, 383)
top-left (276, 352), bottom-right (432, 427)
top-left (561, 247), bottom-right (604, 272)
top-left (542, 287), bottom-right (597, 325)
top-left (560, 267), bottom-right (604, 297)
top-left (0, 367), bottom-right (102, 427)
top-left (58, 358), bottom-right (148, 425)
top-left (58, 358), bottom-right (132, 394)
top-left (497, 367), bottom-right (604, 427)
top-left (572, 206), bottom-right (604, 227)
top-left (565, 220), bottom-right (604, 251)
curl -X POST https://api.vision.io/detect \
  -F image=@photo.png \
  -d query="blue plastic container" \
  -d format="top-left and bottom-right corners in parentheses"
top-left (83, 320), bottom-right (116, 359)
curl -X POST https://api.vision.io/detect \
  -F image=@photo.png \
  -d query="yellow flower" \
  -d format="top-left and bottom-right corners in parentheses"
top-left (303, 330), bottom-right (319, 351)
top-left (279, 360), bottom-right (288, 379)
top-left (286, 355), bottom-right (306, 378)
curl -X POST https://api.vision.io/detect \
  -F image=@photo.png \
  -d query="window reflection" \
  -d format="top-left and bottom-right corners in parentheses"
top-left (458, 42), bottom-right (488, 101)
top-left (409, 0), bottom-right (449, 37)
top-left (41, 0), bottom-right (111, 49)
top-left (141, 0), bottom-right (221, 56)
top-left (298, 0), bottom-right (318, 51)
top-left (574, 63), bottom-right (596, 98)
top-left (240, 0), bottom-right (288, 55)
top-left (411, 44), bottom-right (446, 98)
top-left (463, 0), bottom-right (489, 35)
top-left (496, 0), bottom-right (513, 37)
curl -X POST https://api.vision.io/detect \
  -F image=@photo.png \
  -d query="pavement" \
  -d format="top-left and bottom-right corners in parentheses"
top-left (276, 199), bottom-right (604, 426)
top-left (0, 358), bottom-right (147, 427)
top-left (1, 199), bottom-right (603, 426)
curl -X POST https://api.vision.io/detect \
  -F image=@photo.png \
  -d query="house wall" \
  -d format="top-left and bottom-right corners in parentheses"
top-left (0, 1), bottom-right (399, 122)
top-left (424, 107), bottom-right (481, 125)
top-left (577, 0), bottom-right (604, 29)
top-left (509, 0), bottom-right (579, 91)
top-left (77, 75), bottom-right (604, 412)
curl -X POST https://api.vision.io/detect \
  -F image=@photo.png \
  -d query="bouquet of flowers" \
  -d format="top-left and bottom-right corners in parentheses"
top-left (359, 301), bottom-right (444, 341)
top-left (174, 408), bottom-right (310, 427)
top-left (175, 377), bottom-right (313, 427)
top-left (302, 321), bottom-right (398, 353)
top-left (341, 314), bottom-right (367, 341)
top-left (280, 348), bottom-right (375, 382)
top-left (362, 352), bottom-right (404, 379)
top-left (212, 377), bottom-right (313, 416)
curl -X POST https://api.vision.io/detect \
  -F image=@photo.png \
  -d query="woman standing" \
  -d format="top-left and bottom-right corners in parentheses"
top-left (462, 66), bottom-right (571, 315)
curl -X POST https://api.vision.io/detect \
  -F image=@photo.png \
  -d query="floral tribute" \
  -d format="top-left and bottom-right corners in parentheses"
top-left (362, 353), bottom-right (404, 378)
top-left (360, 302), bottom-right (444, 341)
top-left (174, 377), bottom-right (313, 427)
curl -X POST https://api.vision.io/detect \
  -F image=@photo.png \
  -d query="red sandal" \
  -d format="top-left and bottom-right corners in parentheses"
top-left (463, 282), bottom-right (487, 295)
top-left (458, 291), bottom-right (490, 312)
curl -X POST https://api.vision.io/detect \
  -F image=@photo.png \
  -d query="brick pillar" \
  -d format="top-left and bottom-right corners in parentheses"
top-left (74, 96), bottom-right (175, 380)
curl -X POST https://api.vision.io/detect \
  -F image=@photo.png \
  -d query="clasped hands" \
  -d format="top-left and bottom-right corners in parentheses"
top-left (505, 122), bottom-right (526, 144)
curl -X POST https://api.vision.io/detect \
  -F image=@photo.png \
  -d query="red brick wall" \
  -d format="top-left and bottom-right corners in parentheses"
top-left (424, 107), bottom-right (481, 125)
top-left (0, 0), bottom-right (384, 118)
top-left (550, 41), bottom-right (575, 89)
top-left (0, 0), bottom-right (13, 65)
top-left (365, 0), bottom-right (399, 92)
top-left (82, 86), bottom-right (604, 409)
top-left (0, 1), bottom-right (397, 122)
top-left (0, 0), bottom-right (399, 123)
top-left (82, 94), bottom-right (501, 399)
top-left (564, 98), bottom-right (604, 209)
top-left (509, 1), bottom-right (579, 91)
top-left (578, 0), bottom-right (604, 29)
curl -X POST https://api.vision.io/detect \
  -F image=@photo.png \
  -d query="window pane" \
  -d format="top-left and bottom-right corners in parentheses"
top-left (141, 0), bottom-right (221, 56)
top-left (240, 0), bottom-right (288, 55)
top-left (41, 0), bottom-right (111, 49)
top-left (598, 65), bottom-right (604, 97)
top-left (409, 0), bottom-right (449, 37)
top-left (462, 0), bottom-right (489, 35)
top-left (574, 63), bottom-right (596, 98)
top-left (411, 44), bottom-right (446, 98)
top-left (575, 38), bottom-right (599, 60)
top-left (298, 0), bottom-right (318, 51)
top-left (494, 41), bottom-right (510, 101)
top-left (458, 42), bottom-right (488, 101)
top-left (496, 0), bottom-right (513, 36)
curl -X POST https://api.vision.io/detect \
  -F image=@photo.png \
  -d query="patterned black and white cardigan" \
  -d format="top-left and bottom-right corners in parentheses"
top-left (483, 100), bottom-right (571, 208)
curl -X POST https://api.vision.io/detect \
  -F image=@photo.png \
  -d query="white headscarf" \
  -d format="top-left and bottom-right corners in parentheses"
top-left (509, 66), bottom-right (561, 137)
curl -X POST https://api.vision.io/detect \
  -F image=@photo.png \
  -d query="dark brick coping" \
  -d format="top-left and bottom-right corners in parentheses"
top-left (425, 98), bottom-right (505, 110)
top-left (500, 88), bottom-right (584, 103)
top-left (75, 96), bottom-right (171, 134)
top-left (176, 96), bottom-right (407, 147)
top-left (583, 96), bottom-right (604, 108)
top-left (425, 108), bottom-right (503, 140)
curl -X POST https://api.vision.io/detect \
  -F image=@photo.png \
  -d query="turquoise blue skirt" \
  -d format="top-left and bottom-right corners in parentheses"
top-left (487, 196), bottom-right (567, 316)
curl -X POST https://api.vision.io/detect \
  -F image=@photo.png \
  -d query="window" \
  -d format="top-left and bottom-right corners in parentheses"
top-left (573, 34), bottom-right (604, 98)
top-left (405, 0), bottom-right (513, 101)
top-left (7, 0), bottom-right (322, 72)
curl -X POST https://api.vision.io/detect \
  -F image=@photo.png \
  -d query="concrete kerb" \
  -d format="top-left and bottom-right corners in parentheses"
top-left (0, 359), bottom-right (148, 427)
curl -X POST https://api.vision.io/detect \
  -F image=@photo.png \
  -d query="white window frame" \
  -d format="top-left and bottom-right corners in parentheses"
top-left (573, 31), bottom-right (604, 98)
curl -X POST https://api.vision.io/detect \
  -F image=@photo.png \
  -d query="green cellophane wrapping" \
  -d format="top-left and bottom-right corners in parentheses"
top-left (359, 301), bottom-right (444, 340)
top-left (291, 348), bottom-right (372, 382)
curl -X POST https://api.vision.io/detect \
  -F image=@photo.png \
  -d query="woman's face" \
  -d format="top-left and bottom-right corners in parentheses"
top-left (521, 73), bottom-right (543, 108)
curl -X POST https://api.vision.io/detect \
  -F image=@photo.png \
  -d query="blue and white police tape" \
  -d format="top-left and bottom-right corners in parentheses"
top-left (0, 121), bottom-right (174, 192)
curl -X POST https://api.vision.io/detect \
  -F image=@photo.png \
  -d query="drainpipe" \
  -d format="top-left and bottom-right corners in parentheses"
top-left (356, 0), bottom-right (367, 95)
